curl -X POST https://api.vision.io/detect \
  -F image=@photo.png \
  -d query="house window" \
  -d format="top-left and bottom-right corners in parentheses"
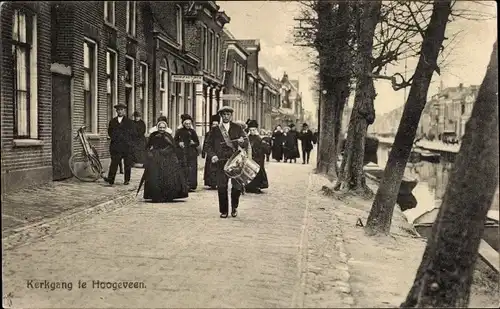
top-left (84, 38), bottom-right (98, 133)
top-left (125, 56), bottom-right (135, 117)
top-left (126, 1), bottom-right (136, 36)
top-left (12, 9), bottom-right (37, 138)
top-left (233, 61), bottom-right (237, 85)
top-left (202, 26), bottom-right (208, 70)
top-left (104, 1), bottom-right (115, 25)
top-left (106, 49), bottom-right (118, 120)
top-left (210, 31), bottom-right (215, 73)
top-left (185, 83), bottom-right (192, 116)
top-left (215, 35), bottom-right (220, 76)
top-left (176, 5), bottom-right (183, 46)
top-left (159, 60), bottom-right (169, 118)
top-left (208, 30), bottom-right (213, 73)
top-left (139, 62), bottom-right (149, 128)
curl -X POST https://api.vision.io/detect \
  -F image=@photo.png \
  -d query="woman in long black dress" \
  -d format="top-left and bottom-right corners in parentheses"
top-left (143, 120), bottom-right (189, 202)
top-left (174, 114), bottom-right (200, 192)
top-left (284, 124), bottom-right (300, 163)
top-left (271, 125), bottom-right (285, 162)
top-left (202, 114), bottom-right (220, 190)
top-left (245, 120), bottom-right (269, 194)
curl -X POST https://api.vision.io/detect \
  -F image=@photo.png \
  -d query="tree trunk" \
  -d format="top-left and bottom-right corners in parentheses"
top-left (401, 40), bottom-right (498, 308)
top-left (365, 0), bottom-right (452, 235)
top-left (316, 1), bottom-right (352, 178)
top-left (334, 0), bottom-right (380, 194)
top-left (316, 1), bottom-right (335, 174)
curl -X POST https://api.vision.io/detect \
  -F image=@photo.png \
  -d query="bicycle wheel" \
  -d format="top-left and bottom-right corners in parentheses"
top-left (68, 154), bottom-right (101, 182)
top-left (88, 154), bottom-right (104, 177)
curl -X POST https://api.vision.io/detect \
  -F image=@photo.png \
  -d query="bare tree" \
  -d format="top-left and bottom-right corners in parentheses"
top-left (365, 0), bottom-right (453, 235)
top-left (401, 39), bottom-right (498, 308)
top-left (294, 1), bottom-right (355, 177)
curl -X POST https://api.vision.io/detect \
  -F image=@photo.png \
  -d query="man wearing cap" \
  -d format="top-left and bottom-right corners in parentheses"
top-left (105, 103), bottom-right (136, 185)
top-left (204, 106), bottom-right (249, 218)
top-left (174, 114), bottom-right (200, 192)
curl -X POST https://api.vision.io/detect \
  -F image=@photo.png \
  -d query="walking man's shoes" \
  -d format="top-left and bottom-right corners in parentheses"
top-left (124, 181), bottom-right (130, 185)
top-left (220, 213), bottom-right (228, 218)
top-left (231, 209), bottom-right (238, 217)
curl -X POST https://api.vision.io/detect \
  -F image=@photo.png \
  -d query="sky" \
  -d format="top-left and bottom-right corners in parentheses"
top-left (218, 0), bottom-right (497, 117)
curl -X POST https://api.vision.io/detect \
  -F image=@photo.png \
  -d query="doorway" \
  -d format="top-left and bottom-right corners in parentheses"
top-left (52, 73), bottom-right (72, 180)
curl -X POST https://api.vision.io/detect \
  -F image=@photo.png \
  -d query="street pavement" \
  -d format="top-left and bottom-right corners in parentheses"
top-left (2, 149), bottom-right (353, 308)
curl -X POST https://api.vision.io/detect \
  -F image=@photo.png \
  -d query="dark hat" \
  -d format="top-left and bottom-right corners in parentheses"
top-left (302, 123), bottom-right (308, 127)
top-left (210, 114), bottom-right (220, 123)
top-left (114, 103), bottom-right (127, 109)
top-left (246, 119), bottom-right (252, 125)
top-left (247, 120), bottom-right (258, 128)
top-left (289, 123), bottom-right (295, 128)
top-left (133, 111), bottom-right (141, 117)
top-left (218, 106), bottom-right (234, 114)
top-left (157, 115), bottom-right (168, 123)
top-left (181, 114), bottom-right (192, 123)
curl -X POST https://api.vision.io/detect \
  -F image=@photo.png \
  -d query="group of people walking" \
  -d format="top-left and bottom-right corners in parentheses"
top-left (270, 123), bottom-right (316, 164)
top-left (105, 103), bottom-right (271, 218)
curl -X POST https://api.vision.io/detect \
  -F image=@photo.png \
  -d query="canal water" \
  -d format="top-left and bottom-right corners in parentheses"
top-left (376, 142), bottom-right (499, 223)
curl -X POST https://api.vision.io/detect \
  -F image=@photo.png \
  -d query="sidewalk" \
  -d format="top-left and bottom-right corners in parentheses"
top-left (311, 173), bottom-right (498, 308)
top-left (2, 157), bottom-right (205, 248)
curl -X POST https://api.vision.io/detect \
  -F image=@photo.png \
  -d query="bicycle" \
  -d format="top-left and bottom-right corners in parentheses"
top-left (69, 126), bottom-right (105, 182)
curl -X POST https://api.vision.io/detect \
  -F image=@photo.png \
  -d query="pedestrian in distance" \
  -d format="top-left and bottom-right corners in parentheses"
top-left (103, 104), bottom-right (135, 186)
top-left (271, 125), bottom-right (285, 162)
top-left (299, 123), bottom-right (314, 164)
top-left (202, 114), bottom-right (221, 190)
top-left (283, 124), bottom-right (300, 163)
top-left (131, 111), bottom-right (147, 167)
top-left (141, 120), bottom-right (189, 203)
top-left (174, 114), bottom-right (200, 192)
top-left (261, 129), bottom-right (272, 162)
top-left (204, 106), bottom-right (249, 218)
top-left (245, 120), bottom-right (269, 194)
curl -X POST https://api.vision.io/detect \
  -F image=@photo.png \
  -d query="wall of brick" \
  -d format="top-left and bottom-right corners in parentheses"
top-left (1, 2), bottom-right (53, 175)
top-left (50, 1), bottom-right (156, 161)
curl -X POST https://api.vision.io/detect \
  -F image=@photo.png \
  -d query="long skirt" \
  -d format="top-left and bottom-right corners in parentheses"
top-left (272, 145), bottom-right (284, 161)
top-left (246, 166), bottom-right (269, 191)
top-left (203, 157), bottom-right (217, 188)
top-left (132, 137), bottom-right (147, 164)
top-left (183, 155), bottom-right (198, 190)
top-left (284, 145), bottom-right (300, 160)
top-left (143, 148), bottom-right (189, 202)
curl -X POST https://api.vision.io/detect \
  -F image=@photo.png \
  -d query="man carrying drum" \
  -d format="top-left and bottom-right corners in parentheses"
top-left (204, 106), bottom-right (249, 218)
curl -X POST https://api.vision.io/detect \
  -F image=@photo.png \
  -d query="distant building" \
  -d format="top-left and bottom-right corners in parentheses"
top-left (258, 67), bottom-right (280, 130)
top-left (372, 83), bottom-right (478, 141)
top-left (272, 72), bottom-right (303, 128)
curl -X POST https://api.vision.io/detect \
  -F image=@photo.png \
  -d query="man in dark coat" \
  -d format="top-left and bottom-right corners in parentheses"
top-left (245, 120), bottom-right (269, 194)
top-left (105, 103), bottom-right (136, 185)
top-left (299, 123), bottom-right (314, 164)
top-left (204, 106), bottom-right (249, 218)
top-left (132, 111), bottom-right (147, 166)
top-left (174, 114), bottom-right (200, 192)
top-left (202, 114), bottom-right (220, 189)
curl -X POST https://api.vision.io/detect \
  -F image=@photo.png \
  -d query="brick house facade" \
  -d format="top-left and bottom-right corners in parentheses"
top-left (220, 28), bottom-right (249, 122)
top-left (1, 2), bottom-right (53, 193)
top-left (184, 1), bottom-right (229, 137)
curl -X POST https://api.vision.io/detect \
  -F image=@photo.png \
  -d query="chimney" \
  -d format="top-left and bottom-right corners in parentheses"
top-left (459, 83), bottom-right (463, 89)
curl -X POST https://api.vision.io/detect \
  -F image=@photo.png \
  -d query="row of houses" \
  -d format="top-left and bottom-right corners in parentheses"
top-left (370, 83), bottom-right (478, 140)
top-left (1, 1), bottom-right (304, 193)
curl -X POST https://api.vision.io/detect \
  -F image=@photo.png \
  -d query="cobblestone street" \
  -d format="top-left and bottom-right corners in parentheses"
top-left (3, 150), bottom-right (352, 308)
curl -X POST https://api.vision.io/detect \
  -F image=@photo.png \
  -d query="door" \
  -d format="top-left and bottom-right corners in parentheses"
top-left (52, 73), bottom-right (72, 180)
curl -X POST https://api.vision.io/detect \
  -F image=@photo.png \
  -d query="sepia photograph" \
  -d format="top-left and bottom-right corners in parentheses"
top-left (1, 0), bottom-right (498, 308)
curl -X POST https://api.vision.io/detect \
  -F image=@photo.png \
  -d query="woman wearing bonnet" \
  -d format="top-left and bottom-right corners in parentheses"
top-left (142, 118), bottom-right (189, 203)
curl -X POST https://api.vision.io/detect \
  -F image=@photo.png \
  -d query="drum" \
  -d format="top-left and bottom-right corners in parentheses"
top-left (224, 149), bottom-right (260, 186)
